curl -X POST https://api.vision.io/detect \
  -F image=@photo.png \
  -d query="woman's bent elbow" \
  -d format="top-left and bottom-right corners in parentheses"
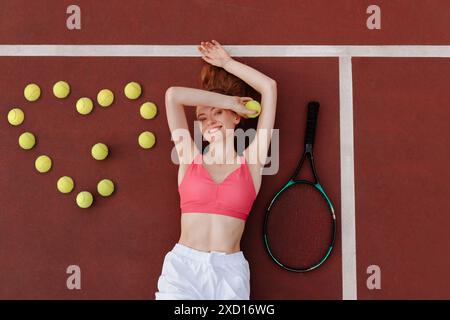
top-left (268, 79), bottom-right (277, 88)
top-left (165, 87), bottom-right (179, 103)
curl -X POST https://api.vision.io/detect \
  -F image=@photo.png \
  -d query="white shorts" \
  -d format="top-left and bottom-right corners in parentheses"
top-left (155, 243), bottom-right (250, 300)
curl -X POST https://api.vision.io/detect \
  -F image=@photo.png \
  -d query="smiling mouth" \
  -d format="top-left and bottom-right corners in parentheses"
top-left (207, 125), bottom-right (222, 134)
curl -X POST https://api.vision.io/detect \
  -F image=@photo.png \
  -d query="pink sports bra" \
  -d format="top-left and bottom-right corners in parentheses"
top-left (178, 153), bottom-right (257, 221)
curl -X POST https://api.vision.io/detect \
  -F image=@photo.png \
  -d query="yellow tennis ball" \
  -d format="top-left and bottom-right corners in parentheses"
top-left (24, 83), bottom-right (41, 102)
top-left (76, 97), bottom-right (94, 115)
top-left (76, 191), bottom-right (93, 208)
top-left (57, 176), bottom-right (74, 194)
top-left (140, 102), bottom-right (157, 119)
top-left (97, 89), bottom-right (114, 107)
top-left (138, 131), bottom-right (156, 149)
top-left (7, 108), bottom-right (25, 126)
top-left (53, 81), bottom-right (70, 98)
top-left (97, 179), bottom-right (115, 197)
top-left (91, 143), bottom-right (109, 160)
top-left (124, 81), bottom-right (142, 100)
top-left (245, 100), bottom-right (261, 118)
top-left (35, 155), bottom-right (52, 173)
top-left (18, 132), bottom-right (36, 150)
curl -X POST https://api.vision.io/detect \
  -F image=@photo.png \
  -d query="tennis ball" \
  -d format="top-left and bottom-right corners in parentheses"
top-left (97, 89), bottom-right (114, 107)
top-left (53, 81), bottom-right (70, 98)
top-left (91, 143), bottom-right (109, 160)
top-left (124, 81), bottom-right (142, 100)
top-left (76, 97), bottom-right (94, 115)
top-left (76, 191), bottom-right (93, 208)
top-left (24, 83), bottom-right (41, 102)
top-left (138, 131), bottom-right (156, 149)
top-left (245, 100), bottom-right (261, 118)
top-left (97, 179), bottom-right (115, 197)
top-left (57, 176), bottom-right (74, 193)
top-left (35, 155), bottom-right (52, 173)
top-left (7, 108), bottom-right (25, 126)
top-left (140, 102), bottom-right (157, 119)
top-left (18, 132), bottom-right (36, 150)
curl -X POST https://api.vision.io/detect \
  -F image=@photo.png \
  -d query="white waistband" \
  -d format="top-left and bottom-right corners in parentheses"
top-left (172, 243), bottom-right (246, 266)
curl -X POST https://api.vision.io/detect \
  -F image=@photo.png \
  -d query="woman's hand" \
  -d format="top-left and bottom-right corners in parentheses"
top-left (229, 96), bottom-right (259, 119)
top-left (198, 40), bottom-right (233, 68)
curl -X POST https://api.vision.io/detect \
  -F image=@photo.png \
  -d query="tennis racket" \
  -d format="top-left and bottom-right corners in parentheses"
top-left (263, 101), bottom-right (336, 272)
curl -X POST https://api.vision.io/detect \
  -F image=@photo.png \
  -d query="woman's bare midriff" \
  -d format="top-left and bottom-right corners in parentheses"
top-left (178, 212), bottom-right (246, 254)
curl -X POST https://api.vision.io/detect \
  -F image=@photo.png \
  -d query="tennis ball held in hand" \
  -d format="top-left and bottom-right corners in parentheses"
top-left (245, 100), bottom-right (261, 118)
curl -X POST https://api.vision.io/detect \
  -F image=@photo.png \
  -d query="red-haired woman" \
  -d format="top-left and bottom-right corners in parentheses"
top-left (155, 40), bottom-right (277, 300)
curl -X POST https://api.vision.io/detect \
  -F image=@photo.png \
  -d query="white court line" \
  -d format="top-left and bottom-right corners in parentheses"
top-left (0, 45), bottom-right (449, 57)
top-left (0, 44), bottom-right (447, 301)
top-left (339, 57), bottom-right (357, 300)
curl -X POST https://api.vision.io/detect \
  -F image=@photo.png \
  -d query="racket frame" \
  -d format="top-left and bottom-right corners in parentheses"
top-left (263, 101), bottom-right (337, 273)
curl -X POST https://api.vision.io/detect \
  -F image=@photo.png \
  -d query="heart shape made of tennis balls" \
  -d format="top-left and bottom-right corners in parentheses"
top-left (7, 81), bottom-right (159, 209)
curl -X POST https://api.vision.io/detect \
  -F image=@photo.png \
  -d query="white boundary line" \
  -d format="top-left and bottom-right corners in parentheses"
top-left (0, 45), bottom-right (449, 57)
top-left (339, 57), bottom-right (357, 300)
top-left (1, 45), bottom-right (447, 301)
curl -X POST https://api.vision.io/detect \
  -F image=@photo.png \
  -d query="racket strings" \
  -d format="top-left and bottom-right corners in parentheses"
top-left (266, 183), bottom-right (333, 270)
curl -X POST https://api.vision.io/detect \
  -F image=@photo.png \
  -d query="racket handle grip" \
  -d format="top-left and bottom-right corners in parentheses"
top-left (304, 101), bottom-right (320, 151)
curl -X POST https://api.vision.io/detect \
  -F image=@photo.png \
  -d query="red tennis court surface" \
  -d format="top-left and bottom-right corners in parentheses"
top-left (0, 1), bottom-right (449, 299)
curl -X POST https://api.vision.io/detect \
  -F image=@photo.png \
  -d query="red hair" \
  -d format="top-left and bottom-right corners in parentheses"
top-left (198, 63), bottom-right (260, 152)
top-left (198, 63), bottom-right (260, 127)
top-left (199, 62), bottom-right (260, 97)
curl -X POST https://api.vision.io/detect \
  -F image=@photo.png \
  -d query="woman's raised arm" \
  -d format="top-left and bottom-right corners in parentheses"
top-left (165, 87), bottom-right (235, 165)
top-left (200, 40), bottom-right (277, 167)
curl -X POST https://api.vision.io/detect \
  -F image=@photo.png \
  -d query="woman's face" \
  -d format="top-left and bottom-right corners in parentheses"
top-left (196, 106), bottom-right (240, 142)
